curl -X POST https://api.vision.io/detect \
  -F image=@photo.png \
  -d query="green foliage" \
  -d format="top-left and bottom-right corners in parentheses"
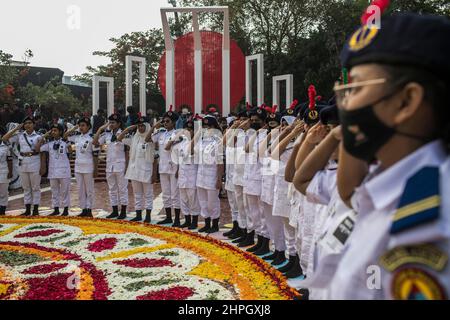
top-left (17, 80), bottom-right (85, 117)
top-left (74, 29), bottom-right (165, 114)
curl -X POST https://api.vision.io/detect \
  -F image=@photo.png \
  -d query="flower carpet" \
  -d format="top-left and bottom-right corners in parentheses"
top-left (0, 216), bottom-right (298, 300)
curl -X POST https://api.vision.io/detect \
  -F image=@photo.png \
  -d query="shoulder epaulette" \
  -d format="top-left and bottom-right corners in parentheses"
top-left (391, 167), bottom-right (440, 235)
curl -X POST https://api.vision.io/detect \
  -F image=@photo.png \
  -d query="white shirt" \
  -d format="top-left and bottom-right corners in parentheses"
top-left (123, 133), bottom-right (154, 183)
top-left (243, 130), bottom-right (267, 196)
top-left (175, 136), bottom-right (198, 189)
top-left (40, 139), bottom-right (71, 179)
top-left (9, 131), bottom-right (42, 173)
top-left (152, 129), bottom-right (178, 175)
top-left (328, 141), bottom-right (450, 300)
top-left (68, 133), bottom-right (97, 174)
top-left (98, 129), bottom-right (127, 173)
top-left (232, 129), bottom-right (247, 186)
top-left (0, 143), bottom-right (10, 183)
top-left (196, 134), bottom-right (223, 190)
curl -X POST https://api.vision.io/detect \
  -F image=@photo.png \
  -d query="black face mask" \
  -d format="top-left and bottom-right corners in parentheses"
top-left (251, 123), bottom-right (262, 131)
top-left (339, 91), bottom-right (432, 163)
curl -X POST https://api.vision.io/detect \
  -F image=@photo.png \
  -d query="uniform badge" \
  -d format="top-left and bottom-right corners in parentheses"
top-left (204, 119), bottom-right (209, 125)
top-left (308, 110), bottom-right (319, 121)
top-left (391, 267), bottom-right (447, 300)
top-left (257, 109), bottom-right (263, 114)
top-left (349, 25), bottom-right (379, 51)
top-left (380, 244), bottom-right (448, 272)
top-left (287, 109), bottom-right (294, 115)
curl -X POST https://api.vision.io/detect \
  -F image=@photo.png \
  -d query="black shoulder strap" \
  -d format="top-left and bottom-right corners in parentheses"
top-left (23, 133), bottom-right (34, 151)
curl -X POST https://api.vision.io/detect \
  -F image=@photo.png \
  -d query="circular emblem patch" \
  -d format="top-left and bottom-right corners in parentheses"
top-left (392, 268), bottom-right (447, 300)
top-left (349, 25), bottom-right (379, 51)
top-left (308, 110), bottom-right (319, 120)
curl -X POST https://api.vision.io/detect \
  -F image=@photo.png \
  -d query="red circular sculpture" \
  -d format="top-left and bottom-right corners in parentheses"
top-left (158, 31), bottom-right (245, 114)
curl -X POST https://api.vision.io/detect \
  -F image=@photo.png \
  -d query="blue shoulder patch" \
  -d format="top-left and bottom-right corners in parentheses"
top-left (391, 167), bottom-right (440, 235)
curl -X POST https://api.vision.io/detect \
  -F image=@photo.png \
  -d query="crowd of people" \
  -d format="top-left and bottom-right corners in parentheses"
top-left (1, 9), bottom-right (450, 300)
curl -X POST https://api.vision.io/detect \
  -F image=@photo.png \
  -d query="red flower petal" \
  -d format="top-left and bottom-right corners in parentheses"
top-left (113, 258), bottom-right (175, 269)
top-left (137, 286), bottom-right (195, 300)
top-left (23, 263), bottom-right (69, 275)
top-left (87, 238), bottom-right (118, 253)
top-left (14, 229), bottom-right (64, 238)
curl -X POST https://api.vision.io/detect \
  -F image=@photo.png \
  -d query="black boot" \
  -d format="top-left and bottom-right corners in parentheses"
top-left (32, 205), bottom-right (39, 216)
top-left (238, 230), bottom-right (255, 248)
top-left (285, 256), bottom-right (304, 279)
top-left (264, 250), bottom-right (280, 261)
top-left (278, 255), bottom-right (297, 273)
top-left (117, 206), bottom-right (127, 220)
top-left (247, 235), bottom-right (263, 253)
top-left (157, 208), bottom-right (173, 225)
top-left (49, 207), bottom-right (60, 216)
top-left (254, 237), bottom-right (271, 256)
top-left (229, 227), bottom-right (244, 240)
top-left (207, 218), bottom-right (220, 234)
top-left (86, 209), bottom-right (93, 218)
top-left (78, 209), bottom-right (88, 217)
top-left (131, 210), bottom-right (143, 222)
top-left (223, 221), bottom-right (239, 238)
top-left (271, 251), bottom-right (287, 266)
top-left (21, 204), bottom-right (32, 217)
top-left (62, 207), bottom-right (69, 217)
top-left (172, 209), bottom-right (181, 227)
top-left (0, 206), bottom-right (6, 216)
top-left (232, 228), bottom-right (247, 244)
top-left (188, 215), bottom-right (199, 230)
top-left (180, 215), bottom-right (192, 229)
top-left (106, 206), bottom-right (119, 219)
top-left (144, 209), bottom-right (151, 224)
top-left (198, 218), bottom-right (211, 233)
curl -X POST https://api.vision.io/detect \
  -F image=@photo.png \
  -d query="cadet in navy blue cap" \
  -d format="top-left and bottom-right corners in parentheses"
top-left (2, 116), bottom-right (43, 216)
top-left (328, 0), bottom-right (450, 300)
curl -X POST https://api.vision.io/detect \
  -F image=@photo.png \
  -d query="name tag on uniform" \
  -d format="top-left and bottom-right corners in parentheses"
top-left (320, 210), bottom-right (356, 255)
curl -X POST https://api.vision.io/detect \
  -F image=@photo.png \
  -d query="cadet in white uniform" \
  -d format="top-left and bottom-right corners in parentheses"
top-left (94, 114), bottom-right (129, 220)
top-left (2, 117), bottom-right (42, 216)
top-left (0, 127), bottom-right (12, 216)
top-left (152, 109), bottom-right (181, 226)
top-left (170, 119), bottom-right (201, 230)
top-left (193, 115), bottom-right (224, 234)
top-left (272, 115), bottom-right (304, 274)
top-left (222, 117), bottom-right (241, 239)
top-left (65, 117), bottom-right (99, 217)
top-left (36, 124), bottom-right (72, 216)
top-left (230, 111), bottom-right (251, 244)
top-left (328, 11), bottom-right (450, 300)
top-left (242, 107), bottom-right (271, 254)
top-left (118, 116), bottom-right (155, 223)
top-left (259, 111), bottom-right (288, 263)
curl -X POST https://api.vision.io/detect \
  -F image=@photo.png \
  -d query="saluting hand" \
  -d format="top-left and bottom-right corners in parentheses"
top-left (331, 125), bottom-right (343, 141)
top-left (306, 123), bottom-right (328, 145)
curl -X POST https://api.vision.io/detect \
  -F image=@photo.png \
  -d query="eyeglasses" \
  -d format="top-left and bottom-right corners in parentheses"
top-left (333, 78), bottom-right (387, 108)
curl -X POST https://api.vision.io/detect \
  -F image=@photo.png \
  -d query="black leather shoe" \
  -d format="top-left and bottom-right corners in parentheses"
top-left (106, 206), bottom-right (119, 219)
top-left (131, 210), bottom-right (143, 222)
top-left (198, 218), bottom-right (211, 233)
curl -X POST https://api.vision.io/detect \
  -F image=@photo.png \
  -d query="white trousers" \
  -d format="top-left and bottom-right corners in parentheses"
top-left (106, 171), bottom-right (128, 206)
top-left (262, 201), bottom-right (286, 251)
top-left (160, 173), bottom-right (180, 209)
top-left (0, 183), bottom-right (8, 207)
top-left (75, 173), bottom-right (94, 209)
top-left (227, 190), bottom-right (239, 222)
top-left (180, 188), bottom-right (200, 216)
top-left (20, 172), bottom-right (41, 205)
top-left (131, 180), bottom-right (153, 211)
top-left (234, 185), bottom-right (248, 229)
top-left (49, 178), bottom-right (71, 208)
top-left (282, 217), bottom-right (297, 256)
top-left (197, 187), bottom-right (220, 220)
top-left (246, 194), bottom-right (268, 237)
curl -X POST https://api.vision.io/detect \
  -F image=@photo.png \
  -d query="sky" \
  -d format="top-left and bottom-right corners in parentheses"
top-left (0, 0), bottom-right (170, 76)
